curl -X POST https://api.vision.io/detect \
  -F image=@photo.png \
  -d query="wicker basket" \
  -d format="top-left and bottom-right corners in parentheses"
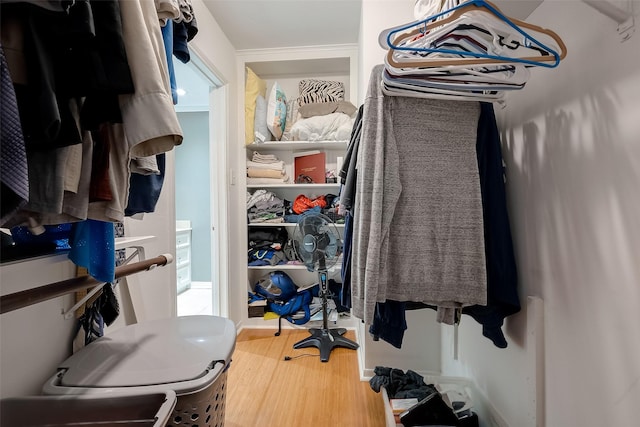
top-left (168, 368), bottom-right (228, 427)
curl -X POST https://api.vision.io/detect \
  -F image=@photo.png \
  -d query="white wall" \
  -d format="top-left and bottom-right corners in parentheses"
top-left (360, 2), bottom-right (640, 426)
top-left (443, 1), bottom-right (640, 426)
top-left (0, 256), bottom-right (77, 397)
top-left (176, 111), bottom-right (212, 282)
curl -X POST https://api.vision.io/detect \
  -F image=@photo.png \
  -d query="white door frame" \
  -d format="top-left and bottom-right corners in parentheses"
top-left (208, 85), bottom-right (229, 317)
top-left (184, 53), bottom-right (229, 317)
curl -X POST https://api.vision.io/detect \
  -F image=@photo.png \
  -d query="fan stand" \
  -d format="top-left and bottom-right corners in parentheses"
top-left (293, 258), bottom-right (359, 362)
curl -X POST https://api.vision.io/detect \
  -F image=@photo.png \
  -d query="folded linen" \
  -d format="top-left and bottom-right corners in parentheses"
top-left (246, 176), bottom-right (290, 185)
top-left (247, 167), bottom-right (285, 179)
top-left (246, 160), bottom-right (285, 170)
top-left (252, 151), bottom-right (279, 163)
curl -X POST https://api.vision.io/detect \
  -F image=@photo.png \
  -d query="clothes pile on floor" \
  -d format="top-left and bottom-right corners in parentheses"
top-left (370, 366), bottom-right (479, 427)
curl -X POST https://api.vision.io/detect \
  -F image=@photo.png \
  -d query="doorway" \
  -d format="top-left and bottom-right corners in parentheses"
top-left (173, 57), bottom-right (227, 317)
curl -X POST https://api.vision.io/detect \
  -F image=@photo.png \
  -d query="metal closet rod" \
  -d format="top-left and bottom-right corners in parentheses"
top-left (0, 253), bottom-right (173, 315)
top-left (581, 0), bottom-right (631, 24)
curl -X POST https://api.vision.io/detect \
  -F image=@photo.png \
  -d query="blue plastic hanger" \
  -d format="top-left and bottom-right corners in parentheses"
top-left (385, 0), bottom-right (565, 68)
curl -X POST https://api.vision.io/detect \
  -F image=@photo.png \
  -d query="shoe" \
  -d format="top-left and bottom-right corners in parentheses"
top-left (399, 392), bottom-right (459, 426)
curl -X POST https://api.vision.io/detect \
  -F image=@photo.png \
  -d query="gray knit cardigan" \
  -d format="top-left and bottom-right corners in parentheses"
top-left (351, 65), bottom-right (487, 325)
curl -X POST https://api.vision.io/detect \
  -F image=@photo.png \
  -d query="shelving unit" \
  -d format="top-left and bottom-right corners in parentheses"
top-left (246, 140), bottom-right (347, 289)
top-left (238, 45), bottom-right (358, 329)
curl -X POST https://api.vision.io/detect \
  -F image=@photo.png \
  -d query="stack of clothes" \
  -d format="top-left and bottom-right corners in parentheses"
top-left (246, 151), bottom-right (289, 185)
top-left (247, 226), bottom-right (290, 267)
top-left (246, 189), bottom-right (286, 224)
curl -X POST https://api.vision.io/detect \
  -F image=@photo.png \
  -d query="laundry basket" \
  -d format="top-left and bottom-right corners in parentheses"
top-left (43, 315), bottom-right (236, 427)
top-left (1, 391), bottom-right (177, 427)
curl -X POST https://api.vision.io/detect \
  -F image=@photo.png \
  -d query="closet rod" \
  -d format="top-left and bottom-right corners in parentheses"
top-left (581, 0), bottom-right (630, 24)
top-left (0, 253), bottom-right (173, 315)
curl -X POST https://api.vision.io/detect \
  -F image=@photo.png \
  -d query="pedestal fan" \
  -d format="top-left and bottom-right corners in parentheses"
top-left (292, 213), bottom-right (358, 362)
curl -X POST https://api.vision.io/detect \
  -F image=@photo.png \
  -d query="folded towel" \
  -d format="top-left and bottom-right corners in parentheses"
top-left (252, 151), bottom-right (279, 163)
top-left (246, 176), bottom-right (290, 185)
top-left (246, 160), bottom-right (285, 170)
top-left (247, 167), bottom-right (286, 179)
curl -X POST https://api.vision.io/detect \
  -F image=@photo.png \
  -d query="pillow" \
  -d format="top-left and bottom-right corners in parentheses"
top-left (245, 67), bottom-right (266, 145)
top-left (266, 82), bottom-right (287, 140)
top-left (298, 79), bottom-right (345, 107)
top-left (284, 97), bottom-right (299, 133)
top-left (281, 97), bottom-right (300, 141)
top-left (298, 101), bottom-right (357, 119)
top-left (253, 95), bottom-right (271, 143)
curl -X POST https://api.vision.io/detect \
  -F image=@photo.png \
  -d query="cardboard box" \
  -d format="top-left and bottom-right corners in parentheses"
top-left (248, 299), bottom-right (267, 318)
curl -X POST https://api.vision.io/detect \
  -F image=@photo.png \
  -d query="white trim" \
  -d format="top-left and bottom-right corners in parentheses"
top-left (172, 51), bottom-right (230, 320)
top-left (189, 44), bottom-right (226, 87)
top-left (237, 43), bottom-right (359, 61)
top-left (210, 84), bottom-right (230, 318)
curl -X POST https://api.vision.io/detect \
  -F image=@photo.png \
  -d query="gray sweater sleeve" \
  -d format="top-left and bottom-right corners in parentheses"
top-left (352, 65), bottom-right (401, 323)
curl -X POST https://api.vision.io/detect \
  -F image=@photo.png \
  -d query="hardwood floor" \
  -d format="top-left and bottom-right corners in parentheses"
top-left (225, 328), bottom-right (387, 427)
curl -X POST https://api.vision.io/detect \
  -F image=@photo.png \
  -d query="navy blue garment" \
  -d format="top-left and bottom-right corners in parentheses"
top-left (173, 21), bottom-right (190, 64)
top-left (125, 154), bottom-right (166, 216)
top-left (283, 205), bottom-right (321, 223)
top-left (340, 211), bottom-right (353, 309)
top-left (462, 102), bottom-right (520, 348)
top-left (161, 19), bottom-right (178, 105)
top-left (185, 16), bottom-right (198, 41)
top-left (370, 300), bottom-right (435, 349)
top-left (369, 300), bottom-right (407, 349)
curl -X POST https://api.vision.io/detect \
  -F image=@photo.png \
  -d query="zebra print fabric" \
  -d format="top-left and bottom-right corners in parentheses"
top-left (298, 79), bottom-right (345, 107)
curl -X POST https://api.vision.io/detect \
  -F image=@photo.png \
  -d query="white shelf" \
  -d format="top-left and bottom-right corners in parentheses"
top-left (114, 236), bottom-right (156, 250)
top-left (247, 183), bottom-right (340, 190)
top-left (249, 222), bottom-right (345, 228)
top-left (248, 264), bottom-right (310, 270)
top-left (249, 264), bottom-right (342, 271)
top-left (247, 141), bottom-right (348, 151)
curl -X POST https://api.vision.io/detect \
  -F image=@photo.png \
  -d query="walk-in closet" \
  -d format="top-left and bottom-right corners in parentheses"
top-left (1, 1), bottom-right (639, 426)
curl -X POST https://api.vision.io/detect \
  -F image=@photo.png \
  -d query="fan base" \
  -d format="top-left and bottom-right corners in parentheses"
top-left (293, 327), bottom-right (359, 362)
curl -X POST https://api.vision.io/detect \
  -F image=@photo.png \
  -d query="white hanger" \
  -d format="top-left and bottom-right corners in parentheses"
top-left (391, 12), bottom-right (563, 66)
top-left (383, 0), bottom-right (567, 69)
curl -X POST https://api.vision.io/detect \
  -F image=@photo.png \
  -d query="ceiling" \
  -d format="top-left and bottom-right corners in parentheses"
top-left (200, 0), bottom-right (363, 50)
top-left (199, 1), bottom-right (543, 51)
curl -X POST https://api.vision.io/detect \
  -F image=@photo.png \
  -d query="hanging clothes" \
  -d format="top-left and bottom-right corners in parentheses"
top-left (352, 64), bottom-right (487, 326)
top-left (173, 0), bottom-right (199, 63)
top-left (125, 153), bottom-right (166, 217)
top-left (118, 0), bottom-right (183, 159)
top-left (338, 105), bottom-right (364, 309)
top-left (0, 45), bottom-right (28, 224)
top-left (0, 0), bottom-right (184, 282)
top-left (367, 103), bottom-right (520, 349)
top-left (461, 102), bottom-right (520, 348)
top-left (353, 66), bottom-right (520, 349)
